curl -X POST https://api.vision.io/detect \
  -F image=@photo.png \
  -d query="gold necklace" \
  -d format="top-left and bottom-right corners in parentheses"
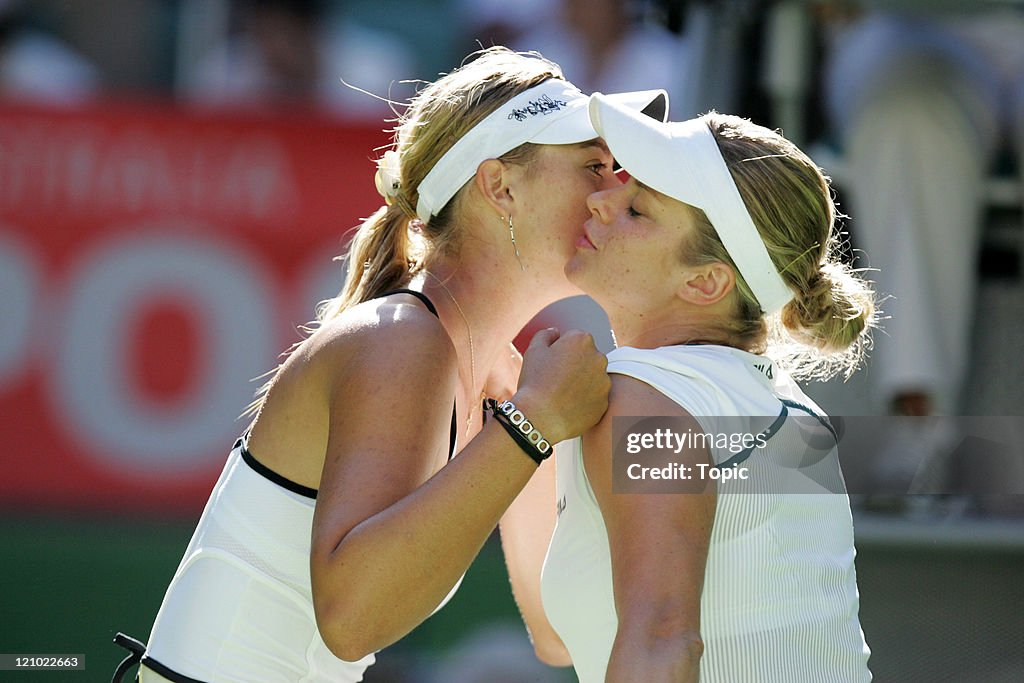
top-left (423, 271), bottom-right (477, 436)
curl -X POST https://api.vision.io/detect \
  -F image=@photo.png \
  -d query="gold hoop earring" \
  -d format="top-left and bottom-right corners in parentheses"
top-left (504, 215), bottom-right (525, 271)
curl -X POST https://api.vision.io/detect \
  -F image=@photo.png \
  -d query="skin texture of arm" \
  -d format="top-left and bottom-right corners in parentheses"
top-left (307, 314), bottom-right (609, 661)
top-left (583, 374), bottom-right (716, 683)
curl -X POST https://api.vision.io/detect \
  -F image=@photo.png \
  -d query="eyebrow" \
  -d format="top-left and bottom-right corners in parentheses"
top-left (633, 179), bottom-right (665, 205)
top-left (574, 140), bottom-right (612, 156)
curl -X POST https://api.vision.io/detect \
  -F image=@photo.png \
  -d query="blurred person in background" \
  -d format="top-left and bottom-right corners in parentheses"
top-left (537, 97), bottom-right (875, 681)
top-left (455, 0), bottom-right (556, 53)
top-left (512, 0), bottom-right (688, 112)
top-left (180, 0), bottom-right (415, 117)
top-left (0, 0), bottom-right (98, 103)
top-left (113, 47), bottom-right (669, 682)
top-left (820, 3), bottom-right (1024, 499)
top-left (822, 4), bottom-right (1024, 417)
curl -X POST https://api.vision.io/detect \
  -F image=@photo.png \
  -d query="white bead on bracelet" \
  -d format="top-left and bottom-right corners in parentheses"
top-left (489, 399), bottom-right (552, 462)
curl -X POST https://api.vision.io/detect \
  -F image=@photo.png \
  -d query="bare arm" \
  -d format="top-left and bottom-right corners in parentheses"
top-left (309, 322), bottom-right (610, 661)
top-left (583, 375), bottom-right (716, 683)
top-left (500, 450), bottom-right (571, 666)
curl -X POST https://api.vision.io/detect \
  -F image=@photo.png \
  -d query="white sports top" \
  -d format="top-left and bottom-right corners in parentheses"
top-left (144, 440), bottom-right (372, 682)
top-left (541, 345), bottom-right (872, 682)
top-left (142, 290), bottom-right (462, 683)
top-left (144, 440), bottom-right (463, 683)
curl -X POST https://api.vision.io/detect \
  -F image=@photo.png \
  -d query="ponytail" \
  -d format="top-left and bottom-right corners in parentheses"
top-left (319, 204), bottom-right (415, 321)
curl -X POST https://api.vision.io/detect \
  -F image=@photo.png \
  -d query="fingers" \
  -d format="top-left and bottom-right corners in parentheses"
top-left (527, 327), bottom-right (561, 350)
top-left (554, 329), bottom-right (607, 367)
top-left (513, 328), bottom-right (610, 443)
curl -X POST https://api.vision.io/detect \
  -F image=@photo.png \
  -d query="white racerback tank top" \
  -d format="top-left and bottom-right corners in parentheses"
top-left (541, 345), bottom-right (872, 682)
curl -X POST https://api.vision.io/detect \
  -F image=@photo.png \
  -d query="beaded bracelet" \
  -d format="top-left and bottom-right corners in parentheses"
top-left (486, 398), bottom-right (553, 465)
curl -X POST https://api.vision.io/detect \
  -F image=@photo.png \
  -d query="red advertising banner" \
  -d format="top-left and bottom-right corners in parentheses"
top-left (0, 101), bottom-right (389, 515)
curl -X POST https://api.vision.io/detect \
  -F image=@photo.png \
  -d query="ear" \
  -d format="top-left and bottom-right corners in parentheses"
top-left (473, 158), bottom-right (515, 216)
top-left (677, 262), bottom-right (735, 306)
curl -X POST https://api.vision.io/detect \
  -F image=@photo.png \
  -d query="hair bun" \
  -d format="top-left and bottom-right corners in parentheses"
top-left (781, 261), bottom-right (875, 355)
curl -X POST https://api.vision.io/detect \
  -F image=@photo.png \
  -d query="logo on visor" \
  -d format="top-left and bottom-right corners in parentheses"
top-left (507, 95), bottom-right (568, 122)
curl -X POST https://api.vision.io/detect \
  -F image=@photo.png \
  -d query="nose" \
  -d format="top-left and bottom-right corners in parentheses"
top-left (586, 182), bottom-right (623, 222)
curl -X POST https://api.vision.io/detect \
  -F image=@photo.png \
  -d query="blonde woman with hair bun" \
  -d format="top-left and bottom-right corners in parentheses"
top-left (115, 48), bottom-right (669, 683)
top-left (539, 98), bottom-right (876, 682)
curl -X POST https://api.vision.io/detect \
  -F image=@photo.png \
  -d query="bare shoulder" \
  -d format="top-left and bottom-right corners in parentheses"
top-left (311, 296), bottom-right (456, 356)
top-left (310, 297), bottom-right (466, 553)
top-left (602, 373), bottom-right (691, 425)
top-left (583, 373), bottom-right (698, 499)
top-left (316, 300), bottom-right (445, 372)
top-left (246, 295), bottom-right (456, 487)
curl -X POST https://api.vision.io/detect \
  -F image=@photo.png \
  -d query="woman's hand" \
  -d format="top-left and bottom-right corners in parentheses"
top-left (512, 328), bottom-right (611, 444)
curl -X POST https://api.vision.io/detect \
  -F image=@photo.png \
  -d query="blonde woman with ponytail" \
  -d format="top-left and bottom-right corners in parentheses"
top-left (539, 99), bottom-right (876, 682)
top-left (120, 48), bottom-right (669, 683)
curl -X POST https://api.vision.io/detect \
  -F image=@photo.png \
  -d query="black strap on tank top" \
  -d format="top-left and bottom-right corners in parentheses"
top-left (380, 288), bottom-right (458, 460)
top-left (239, 438), bottom-right (317, 499)
top-left (111, 633), bottom-right (145, 683)
top-left (111, 632), bottom-right (208, 683)
top-left (381, 287), bottom-right (439, 316)
top-left (240, 289), bottom-right (460, 497)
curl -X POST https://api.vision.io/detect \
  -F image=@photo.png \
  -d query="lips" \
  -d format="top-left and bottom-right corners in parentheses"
top-left (576, 223), bottom-right (598, 250)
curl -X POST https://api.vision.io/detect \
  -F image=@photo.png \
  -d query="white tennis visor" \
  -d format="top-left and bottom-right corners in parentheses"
top-left (415, 79), bottom-right (668, 223)
top-left (588, 93), bottom-right (794, 314)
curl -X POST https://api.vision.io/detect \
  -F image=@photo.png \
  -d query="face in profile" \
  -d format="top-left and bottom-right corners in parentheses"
top-left (567, 177), bottom-right (698, 312)
top-left (510, 140), bottom-right (620, 290)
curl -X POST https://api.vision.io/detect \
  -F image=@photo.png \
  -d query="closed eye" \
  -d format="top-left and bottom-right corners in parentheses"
top-left (627, 205), bottom-right (643, 217)
top-left (589, 162), bottom-right (610, 176)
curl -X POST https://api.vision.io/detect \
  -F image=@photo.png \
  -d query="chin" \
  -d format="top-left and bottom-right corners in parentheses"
top-left (563, 268), bottom-right (599, 304)
top-left (564, 252), bottom-right (583, 278)
top-left (564, 252), bottom-right (593, 284)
